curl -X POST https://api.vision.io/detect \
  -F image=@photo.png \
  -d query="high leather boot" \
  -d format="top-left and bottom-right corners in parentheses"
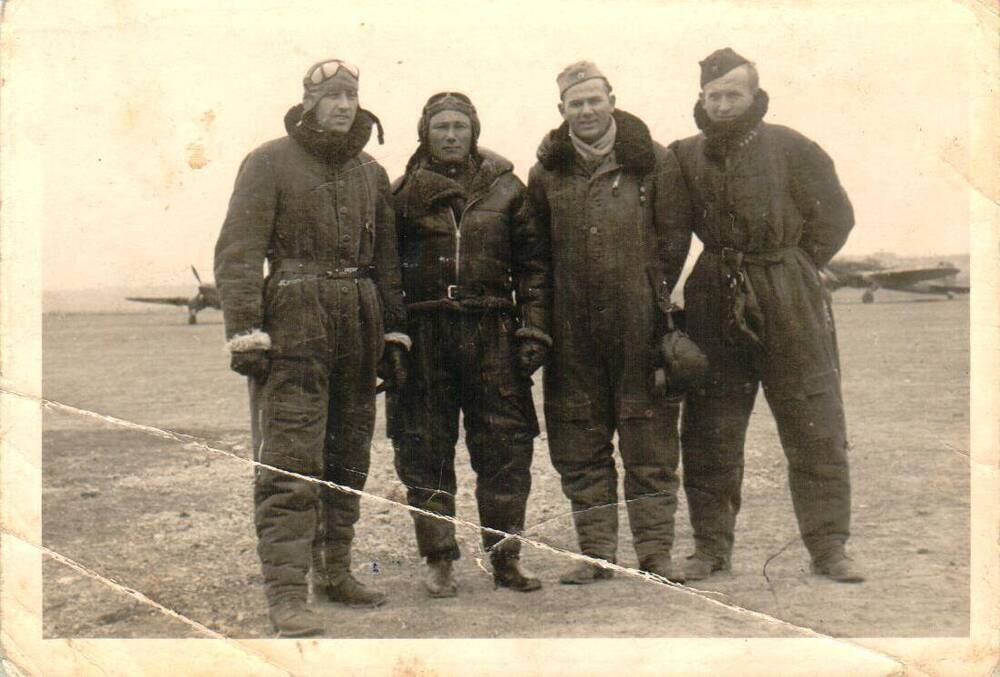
top-left (325, 572), bottom-right (388, 607)
top-left (491, 553), bottom-right (542, 592)
top-left (311, 545), bottom-right (387, 607)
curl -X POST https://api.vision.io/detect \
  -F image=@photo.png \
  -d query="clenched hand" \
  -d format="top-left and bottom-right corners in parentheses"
top-left (230, 349), bottom-right (271, 384)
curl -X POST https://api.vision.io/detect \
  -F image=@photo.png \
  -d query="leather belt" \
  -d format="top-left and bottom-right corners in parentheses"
top-left (406, 284), bottom-right (514, 312)
top-left (273, 259), bottom-right (373, 278)
top-left (703, 245), bottom-right (797, 268)
top-left (702, 246), bottom-right (797, 350)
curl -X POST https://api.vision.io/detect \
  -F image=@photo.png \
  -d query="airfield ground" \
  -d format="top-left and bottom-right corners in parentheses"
top-left (41, 290), bottom-right (969, 639)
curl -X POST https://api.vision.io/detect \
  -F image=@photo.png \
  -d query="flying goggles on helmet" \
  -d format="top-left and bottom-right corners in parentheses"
top-left (304, 59), bottom-right (360, 84)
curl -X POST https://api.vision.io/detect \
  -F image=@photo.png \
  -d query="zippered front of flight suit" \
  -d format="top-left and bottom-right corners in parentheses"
top-left (447, 175), bottom-right (504, 290)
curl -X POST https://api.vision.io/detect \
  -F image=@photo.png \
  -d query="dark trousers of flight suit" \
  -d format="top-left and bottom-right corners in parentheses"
top-left (393, 309), bottom-right (538, 562)
top-left (681, 253), bottom-right (851, 565)
top-left (249, 279), bottom-right (382, 604)
top-left (534, 144), bottom-right (683, 570)
top-left (681, 357), bottom-right (849, 564)
top-left (545, 334), bottom-right (681, 569)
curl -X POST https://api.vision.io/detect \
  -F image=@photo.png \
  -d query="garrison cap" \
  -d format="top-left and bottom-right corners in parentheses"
top-left (557, 60), bottom-right (610, 97)
top-left (699, 47), bottom-right (750, 87)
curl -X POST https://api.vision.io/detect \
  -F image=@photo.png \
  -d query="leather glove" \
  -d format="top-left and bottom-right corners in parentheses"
top-left (516, 338), bottom-right (549, 377)
top-left (230, 349), bottom-right (270, 384)
top-left (378, 344), bottom-right (408, 392)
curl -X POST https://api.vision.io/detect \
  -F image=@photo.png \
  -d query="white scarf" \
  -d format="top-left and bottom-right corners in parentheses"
top-left (569, 117), bottom-right (617, 170)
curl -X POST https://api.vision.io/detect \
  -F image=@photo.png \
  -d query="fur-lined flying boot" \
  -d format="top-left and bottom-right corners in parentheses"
top-left (491, 553), bottom-right (542, 592)
top-left (310, 547), bottom-right (387, 607)
top-left (558, 560), bottom-right (614, 585)
top-left (682, 552), bottom-right (731, 581)
top-left (309, 546), bottom-right (387, 608)
top-left (325, 572), bottom-right (388, 608)
top-left (268, 597), bottom-right (325, 638)
top-left (640, 556), bottom-right (686, 584)
top-left (424, 559), bottom-right (458, 598)
top-left (811, 553), bottom-right (865, 584)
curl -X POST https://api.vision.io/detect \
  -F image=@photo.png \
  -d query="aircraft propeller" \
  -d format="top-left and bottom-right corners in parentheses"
top-left (126, 264), bottom-right (220, 324)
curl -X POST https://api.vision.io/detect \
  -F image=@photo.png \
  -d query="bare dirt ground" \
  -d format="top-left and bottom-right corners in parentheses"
top-left (41, 290), bottom-right (969, 639)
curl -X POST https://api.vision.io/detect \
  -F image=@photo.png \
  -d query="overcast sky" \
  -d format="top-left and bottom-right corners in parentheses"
top-left (4, 0), bottom-right (986, 290)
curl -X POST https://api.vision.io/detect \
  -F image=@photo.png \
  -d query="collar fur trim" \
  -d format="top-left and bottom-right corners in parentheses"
top-left (284, 104), bottom-right (383, 165)
top-left (536, 109), bottom-right (656, 175)
top-left (395, 148), bottom-right (513, 218)
top-left (693, 89), bottom-right (769, 161)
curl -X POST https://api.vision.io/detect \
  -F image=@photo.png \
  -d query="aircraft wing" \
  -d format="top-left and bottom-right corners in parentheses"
top-left (868, 266), bottom-right (960, 288)
top-left (925, 283), bottom-right (970, 294)
top-left (126, 296), bottom-right (190, 307)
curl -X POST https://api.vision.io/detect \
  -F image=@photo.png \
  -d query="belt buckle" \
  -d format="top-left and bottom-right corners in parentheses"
top-left (446, 284), bottom-right (458, 300)
top-left (721, 246), bottom-right (744, 271)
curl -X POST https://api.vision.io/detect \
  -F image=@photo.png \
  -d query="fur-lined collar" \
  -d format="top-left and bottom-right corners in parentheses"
top-left (395, 148), bottom-right (513, 218)
top-left (284, 104), bottom-right (384, 166)
top-left (693, 89), bottom-right (769, 161)
top-left (536, 109), bottom-right (656, 176)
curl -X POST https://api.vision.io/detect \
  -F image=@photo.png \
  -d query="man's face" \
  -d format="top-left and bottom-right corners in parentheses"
top-left (558, 79), bottom-right (616, 143)
top-left (701, 65), bottom-right (755, 123)
top-left (427, 110), bottom-right (473, 164)
top-left (313, 87), bottom-right (359, 133)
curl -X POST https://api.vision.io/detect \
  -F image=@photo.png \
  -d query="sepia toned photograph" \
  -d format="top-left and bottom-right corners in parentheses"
top-left (1, 0), bottom-right (997, 674)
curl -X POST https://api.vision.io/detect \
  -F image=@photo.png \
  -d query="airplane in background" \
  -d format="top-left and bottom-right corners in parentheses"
top-left (821, 257), bottom-right (970, 303)
top-left (126, 266), bottom-right (220, 324)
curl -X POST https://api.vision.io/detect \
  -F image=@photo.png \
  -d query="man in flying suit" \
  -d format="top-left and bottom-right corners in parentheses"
top-left (665, 48), bottom-right (864, 583)
top-left (390, 92), bottom-right (551, 596)
top-left (527, 62), bottom-right (691, 584)
top-left (215, 59), bottom-right (410, 636)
